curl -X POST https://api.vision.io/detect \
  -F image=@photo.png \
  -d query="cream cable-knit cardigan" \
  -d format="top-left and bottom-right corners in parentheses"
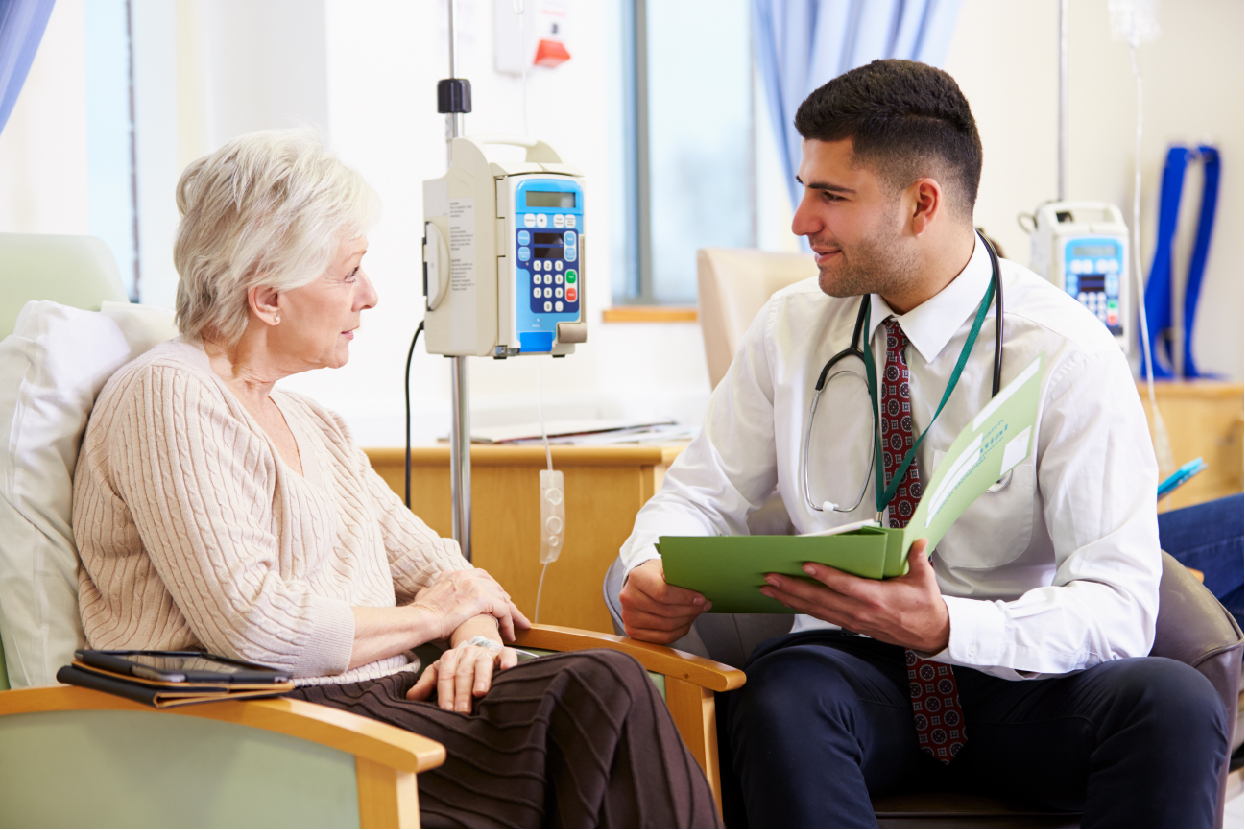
top-left (73, 338), bottom-right (469, 684)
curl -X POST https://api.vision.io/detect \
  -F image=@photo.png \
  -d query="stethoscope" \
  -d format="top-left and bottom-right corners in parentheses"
top-left (801, 231), bottom-right (1010, 521)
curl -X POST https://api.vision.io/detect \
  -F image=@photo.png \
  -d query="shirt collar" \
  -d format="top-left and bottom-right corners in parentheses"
top-left (866, 235), bottom-right (993, 364)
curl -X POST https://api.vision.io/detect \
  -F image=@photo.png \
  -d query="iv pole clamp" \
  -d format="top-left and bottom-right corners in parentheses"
top-left (442, 0), bottom-right (473, 561)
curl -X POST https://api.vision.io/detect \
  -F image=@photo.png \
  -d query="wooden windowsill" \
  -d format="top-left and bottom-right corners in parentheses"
top-left (602, 306), bottom-right (699, 323)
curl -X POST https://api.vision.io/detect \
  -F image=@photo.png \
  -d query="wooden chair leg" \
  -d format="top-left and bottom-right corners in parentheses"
top-left (356, 756), bottom-right (421, 829)
top-left (665, 676), bottom-right (722, 816)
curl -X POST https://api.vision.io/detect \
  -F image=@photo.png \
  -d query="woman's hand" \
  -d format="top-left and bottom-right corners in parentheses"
top-left (406, 639), bottom-right (518, 711)
top-left (412, 568), bottom-right (531, 642)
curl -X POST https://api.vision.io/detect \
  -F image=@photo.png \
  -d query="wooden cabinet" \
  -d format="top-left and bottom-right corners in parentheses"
top-left (1138, 381), bottom-right (1244, 512)
top-left (365, 445), bottom-right (685, 634)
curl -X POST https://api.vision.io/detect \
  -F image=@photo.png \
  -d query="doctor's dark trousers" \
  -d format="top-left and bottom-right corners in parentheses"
top-left (720, 631), bottom-right (1227, 828)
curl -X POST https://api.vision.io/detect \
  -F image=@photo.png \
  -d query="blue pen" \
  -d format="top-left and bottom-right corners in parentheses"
top-left (1157, 457), bottom-right (1207, 498)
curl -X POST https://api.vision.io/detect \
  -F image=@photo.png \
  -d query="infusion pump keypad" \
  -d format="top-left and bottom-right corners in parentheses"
top-left (1062, 237), bottom-right (1123, 335)
top-left (517, 220), bottom-right (579, 314)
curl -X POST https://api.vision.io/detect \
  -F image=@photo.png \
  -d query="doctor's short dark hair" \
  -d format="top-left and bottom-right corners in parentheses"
top-left (795, 59), bottom-right (982, 220)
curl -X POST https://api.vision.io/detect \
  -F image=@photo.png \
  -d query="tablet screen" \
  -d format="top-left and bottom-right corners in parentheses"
top-left (124, 654), bottom-right (252, 674)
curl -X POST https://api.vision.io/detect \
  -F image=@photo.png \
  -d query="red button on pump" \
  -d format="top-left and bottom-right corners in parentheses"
top-left (565, 286), bottom-right (577, 303)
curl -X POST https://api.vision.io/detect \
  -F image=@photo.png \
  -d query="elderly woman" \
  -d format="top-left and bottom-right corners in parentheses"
top-left (73, 129), bottom-right (718, 829)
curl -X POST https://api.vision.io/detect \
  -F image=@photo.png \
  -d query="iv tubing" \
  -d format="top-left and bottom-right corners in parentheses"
top-left (534, 357), bottom-right (553, 623)
top-left (1128, 41), bottom-right (1174, 474)
top-left (514, 0), bottom-right (530, 136)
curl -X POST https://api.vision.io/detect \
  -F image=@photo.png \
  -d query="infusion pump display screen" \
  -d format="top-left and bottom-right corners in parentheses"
top-left (531, 231), bottom-right (567, 259)
top-left (525, 190), bottom-right (577, 208)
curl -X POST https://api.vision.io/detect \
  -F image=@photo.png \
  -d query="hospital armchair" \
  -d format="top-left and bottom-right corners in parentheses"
top-left (597, 247), bottom-right (1243, 828)
top-left (0, 232), bottom-right (744, 827)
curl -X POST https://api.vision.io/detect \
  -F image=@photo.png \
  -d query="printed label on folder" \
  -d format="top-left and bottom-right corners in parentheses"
top-left (999, 426), bottom-right (1033, 477)
top-left (907, 352), bottom-right (1045, 552)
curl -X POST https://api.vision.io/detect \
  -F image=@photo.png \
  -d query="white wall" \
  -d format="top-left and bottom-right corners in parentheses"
top-left (946, 0), bottom-right (1244, 379)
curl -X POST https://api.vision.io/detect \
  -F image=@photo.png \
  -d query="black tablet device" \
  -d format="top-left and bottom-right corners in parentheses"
top-left (75, 650), bottom-right (292, 684)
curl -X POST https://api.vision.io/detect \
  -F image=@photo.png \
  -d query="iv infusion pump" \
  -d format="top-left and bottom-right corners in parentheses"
top-left (1027, 201), bottom-right (1130, 352)
top-left (422, 135), bottom-right (587, 357)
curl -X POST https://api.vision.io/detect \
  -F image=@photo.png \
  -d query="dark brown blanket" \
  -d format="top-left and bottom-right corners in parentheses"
top-left (287, 648), bottom-right (722, 828)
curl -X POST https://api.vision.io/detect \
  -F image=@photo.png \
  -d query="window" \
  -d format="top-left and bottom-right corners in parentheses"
top-left (612, 0), bottom-right (756, 305)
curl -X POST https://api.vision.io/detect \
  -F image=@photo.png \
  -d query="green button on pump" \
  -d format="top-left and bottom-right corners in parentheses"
top-left (565, 270), bottom-right (577, 283)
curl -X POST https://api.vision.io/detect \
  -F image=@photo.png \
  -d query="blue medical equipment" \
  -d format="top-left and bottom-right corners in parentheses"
top-left (510, 178), bottom-right (584, 354)
top-left (1140, 145), bottom-right (1220, 379)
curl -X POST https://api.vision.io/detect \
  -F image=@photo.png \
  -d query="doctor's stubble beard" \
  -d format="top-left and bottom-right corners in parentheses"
top-left (813, 222), bottom-right (920, 301)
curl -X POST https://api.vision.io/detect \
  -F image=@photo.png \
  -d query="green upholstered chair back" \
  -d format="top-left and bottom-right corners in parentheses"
top-left (0, 233), bottom-right (129, 338)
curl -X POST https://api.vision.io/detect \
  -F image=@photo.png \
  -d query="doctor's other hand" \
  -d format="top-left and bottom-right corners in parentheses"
top-left (759, 539), bottom-right (951, 654)
top-left (412, 568), bottom-right (531, 643)
top-left (406, 640), bottom-right (518, 711)
top-left (619, 559), bottom-right (710, 644)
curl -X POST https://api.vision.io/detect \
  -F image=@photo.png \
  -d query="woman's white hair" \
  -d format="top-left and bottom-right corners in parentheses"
top-left (173, 128), bottom-right (380, 345)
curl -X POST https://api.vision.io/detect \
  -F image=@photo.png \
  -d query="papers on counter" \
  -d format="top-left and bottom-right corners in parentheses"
top-left (439, 419), bottom-right (697, 445)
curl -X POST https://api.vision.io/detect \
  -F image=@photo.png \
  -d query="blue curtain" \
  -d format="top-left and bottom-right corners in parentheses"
top-left (753, 0), bottom-right (963, 211)
top-left (0, 0), bottom-right (57, 135)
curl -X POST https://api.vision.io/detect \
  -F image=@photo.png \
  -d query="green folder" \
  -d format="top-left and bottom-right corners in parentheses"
top-left (659, 352), bottom-right (1046, 614)
top-left (659, 526), bottom-right (907, 613)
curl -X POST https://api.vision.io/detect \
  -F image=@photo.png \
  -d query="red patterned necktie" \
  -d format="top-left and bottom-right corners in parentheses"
top-left (880, 319), bottom-right (967, 764)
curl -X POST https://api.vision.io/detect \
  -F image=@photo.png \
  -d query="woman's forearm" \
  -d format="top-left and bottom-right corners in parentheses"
top-left (347, 609), bottom-right (503, 672)
top-left (449, 614), bottom-right (504, 649)
top-left (348, 605), bottom-right (440, 670)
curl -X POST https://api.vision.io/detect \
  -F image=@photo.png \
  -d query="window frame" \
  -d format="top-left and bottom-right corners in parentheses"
top-left (614, 0), bottom-right (758, 307)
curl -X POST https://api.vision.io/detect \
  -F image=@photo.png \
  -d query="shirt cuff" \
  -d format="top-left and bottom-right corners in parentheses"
top-left (291, 594), bottom-right (356, 678)
top-left (940, 594), bottom-right (1009, 667)
top-left (621, 542), bottom-right (661, 584)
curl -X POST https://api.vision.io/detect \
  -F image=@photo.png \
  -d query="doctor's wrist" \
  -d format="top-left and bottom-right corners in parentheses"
top-left (912, 602), bottom-right (951, 655)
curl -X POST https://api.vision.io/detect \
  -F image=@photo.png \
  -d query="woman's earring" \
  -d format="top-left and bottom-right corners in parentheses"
top-left (274, 315), bottom-right (280, 324)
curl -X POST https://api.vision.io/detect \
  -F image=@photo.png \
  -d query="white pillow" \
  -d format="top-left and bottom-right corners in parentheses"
top-left (0, 300), bottom-right (178, 687)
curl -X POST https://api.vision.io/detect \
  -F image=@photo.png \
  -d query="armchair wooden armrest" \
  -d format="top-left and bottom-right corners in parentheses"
top-left (0, 684), bottom-right (444, 828)
top-left (513, 623), bottom-right (745, 811)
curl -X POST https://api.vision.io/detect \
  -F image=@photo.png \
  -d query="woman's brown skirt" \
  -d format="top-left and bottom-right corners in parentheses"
top-left (286, 648), bottom-right (722, 828)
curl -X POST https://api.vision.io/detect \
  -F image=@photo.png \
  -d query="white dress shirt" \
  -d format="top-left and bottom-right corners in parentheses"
top-left (619, 239), bottom-right (1162, 681)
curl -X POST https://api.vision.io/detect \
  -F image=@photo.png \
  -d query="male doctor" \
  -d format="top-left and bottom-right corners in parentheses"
top-left (616, 60), bottom-right (1226, 827)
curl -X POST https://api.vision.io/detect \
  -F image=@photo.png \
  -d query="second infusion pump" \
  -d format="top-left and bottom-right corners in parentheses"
top-left (422, 136), bottom-right (587, 357)
top-left (1027, 201), bottom-right (1130, 352)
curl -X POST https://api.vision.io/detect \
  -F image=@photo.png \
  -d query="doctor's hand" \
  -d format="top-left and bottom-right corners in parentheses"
top-left (619, 559), bottom-right (710, 644)
top-left (759, 540), bottom-right (951, 654)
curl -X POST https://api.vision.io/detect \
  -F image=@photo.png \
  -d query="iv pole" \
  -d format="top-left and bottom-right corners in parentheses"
top-left (1057, 0), bottom-right (1068, 201)
top-left (442, 0), bottom-right (472, 561)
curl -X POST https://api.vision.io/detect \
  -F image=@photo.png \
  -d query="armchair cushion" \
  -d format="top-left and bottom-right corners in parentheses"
top-left (1152, 551), bottom-right (1242, 668)
top-left (0, 300), bottom-right (177, 687)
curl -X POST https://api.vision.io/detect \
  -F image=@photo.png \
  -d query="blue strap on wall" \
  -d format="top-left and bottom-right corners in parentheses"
top-left (1141, 145), bottom-right (1220, 379)
top-left (1182, 145), bottom-right (1219, 378)
top-left (1141, 147), bottom-right (1186, 379)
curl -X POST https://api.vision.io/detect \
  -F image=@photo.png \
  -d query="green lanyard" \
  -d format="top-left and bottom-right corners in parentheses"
top-left (861, 278), bottom-right (997, 520)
